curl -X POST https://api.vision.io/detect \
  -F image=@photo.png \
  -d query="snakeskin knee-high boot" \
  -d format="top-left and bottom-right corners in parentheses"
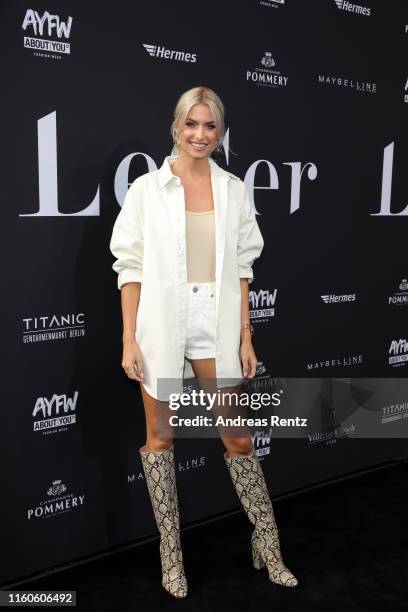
top-left (224, 449), bottom-right (298, 588)
top-left (139, 444), bottom-right (188, 598)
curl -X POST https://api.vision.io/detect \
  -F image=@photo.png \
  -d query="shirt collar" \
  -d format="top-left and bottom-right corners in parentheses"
top-left (157, 154), bottom-right (232, 189)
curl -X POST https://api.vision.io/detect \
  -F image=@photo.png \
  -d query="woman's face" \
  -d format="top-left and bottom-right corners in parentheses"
top-left (176, 103), bottom-right (219, 159)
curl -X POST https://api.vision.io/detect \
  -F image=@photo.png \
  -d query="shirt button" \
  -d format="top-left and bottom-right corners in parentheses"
top-left (193, 286), bottom-right (198, 293)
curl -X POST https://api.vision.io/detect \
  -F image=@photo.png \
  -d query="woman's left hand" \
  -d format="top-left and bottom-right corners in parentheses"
top-left (240, 338), bottom-right (257, 379)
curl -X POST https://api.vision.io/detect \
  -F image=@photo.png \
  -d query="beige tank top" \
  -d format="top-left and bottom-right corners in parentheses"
top-left (185, 209), bottom-right (216, 282)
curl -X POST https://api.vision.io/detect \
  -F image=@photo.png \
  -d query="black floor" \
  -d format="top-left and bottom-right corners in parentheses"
top-left (11, 460), bottom-right (408, 611)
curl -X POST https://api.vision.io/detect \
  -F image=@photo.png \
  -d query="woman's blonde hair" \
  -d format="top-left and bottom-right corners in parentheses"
top-left (170, 86), bottom-right (225, 157)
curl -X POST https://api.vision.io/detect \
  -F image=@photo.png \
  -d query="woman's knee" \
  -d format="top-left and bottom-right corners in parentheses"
top-left (144, 435), bottom-right (173, 452)
top-left (141, 395), bottom-right (174, 447)
top-left (222, 436), bottom-right (253, 457)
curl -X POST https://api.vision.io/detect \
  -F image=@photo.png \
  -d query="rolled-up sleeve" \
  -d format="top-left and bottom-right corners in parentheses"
top-left (237, 182), bottom-right (264, 284)
top-left (109, 181), bottom-right (144, 290)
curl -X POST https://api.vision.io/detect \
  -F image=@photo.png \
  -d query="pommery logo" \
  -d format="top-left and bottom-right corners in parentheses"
top-left (22, 9), bottom-right (73, 58)
top-left (246, 51), bottom-right (288, 88)
top-left (27, 479), bottom-right (85, 519)
top-left (47, 479), bottom-right (67, 496)
top-left (388, 278), bottom-right (408, 306)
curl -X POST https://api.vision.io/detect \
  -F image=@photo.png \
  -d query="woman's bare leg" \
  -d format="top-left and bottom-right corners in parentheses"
top-left (139, 383), bottom-right (173, 452)
top-left (189, 357), bottom-right (253, 457)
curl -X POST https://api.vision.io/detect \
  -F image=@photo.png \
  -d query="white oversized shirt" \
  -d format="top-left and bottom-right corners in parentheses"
top-left (109, 154), bottom-right (264, 401)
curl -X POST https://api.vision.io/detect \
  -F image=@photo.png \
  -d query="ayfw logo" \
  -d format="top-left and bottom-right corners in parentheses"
top-left (388, 339), bottom-right (408, 367)
top-left (249, 288), bottom-right (277, 321)
top-left (252, 428), bottom-right (273, 458)
top-left (33, 390), bottom-right (78, 433)
top-left (22, 9), bottom-right (73, 56)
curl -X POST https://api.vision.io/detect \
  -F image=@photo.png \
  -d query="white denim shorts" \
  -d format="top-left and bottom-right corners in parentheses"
top-left (184, 281), bottom-right (216, 360)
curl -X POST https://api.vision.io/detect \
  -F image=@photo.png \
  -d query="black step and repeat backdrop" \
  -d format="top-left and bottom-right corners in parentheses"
top-left (1, 0), bottom-right (407, 586)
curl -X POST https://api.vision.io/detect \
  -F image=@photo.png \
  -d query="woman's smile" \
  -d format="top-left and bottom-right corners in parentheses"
top-left (189, 141), bottom-right (208, 150)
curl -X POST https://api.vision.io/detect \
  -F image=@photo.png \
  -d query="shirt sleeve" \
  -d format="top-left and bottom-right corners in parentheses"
top-left (237, 181), bottom-right (264, 284)
top-left (109, 181), bottom-right (144, 290)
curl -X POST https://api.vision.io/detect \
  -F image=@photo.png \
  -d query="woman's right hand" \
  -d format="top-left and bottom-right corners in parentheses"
top-left (122, 337), bottom-right (144, 382)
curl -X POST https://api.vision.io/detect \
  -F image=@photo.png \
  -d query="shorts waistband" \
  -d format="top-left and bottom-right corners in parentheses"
top-left (187, 281), bottom-right (216, 296)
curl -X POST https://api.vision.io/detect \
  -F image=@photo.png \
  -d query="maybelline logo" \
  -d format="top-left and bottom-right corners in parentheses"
top-left (33, 391), bottom-right (78, 434)
top-left (27, 480), bottom-right (85, 519)
top-left (128, 456), bottom-right (206, 483)
top-left (246, 51), bottom-right (288, 88)
top-left (178, 457), bottom-right (206, 471)
top-left (249, 289), bottom-right (277, 321)
top-left (333, 0), bottom-right (371, 16)
top-left (318, 74), bottom-right (376, 93)
top-left (381, 402), bottom-right (408, 425)
top-left (143, 44), bottom-right (197, 63)
top-left (321, 293), bottom-right (356, 303)
top-left (388, 279), bottom-right (408, 306)
top-left (389, 340), bottom-right (408, 367)
top-left (307, 355), bottom-right (363, 369)
top-left (22, 9), bottom-right (73, 56)
top-left (252, 428), bottom-right (273, 458)
top-left (22, 313), bottom-right (86, 343)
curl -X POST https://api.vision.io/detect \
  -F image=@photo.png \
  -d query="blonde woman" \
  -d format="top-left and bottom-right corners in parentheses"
top-left (109, 86), bottom-right (298, 598)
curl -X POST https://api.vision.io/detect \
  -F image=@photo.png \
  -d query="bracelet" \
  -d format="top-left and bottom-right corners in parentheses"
top-left (241, 321), bottom-right (254, 336)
